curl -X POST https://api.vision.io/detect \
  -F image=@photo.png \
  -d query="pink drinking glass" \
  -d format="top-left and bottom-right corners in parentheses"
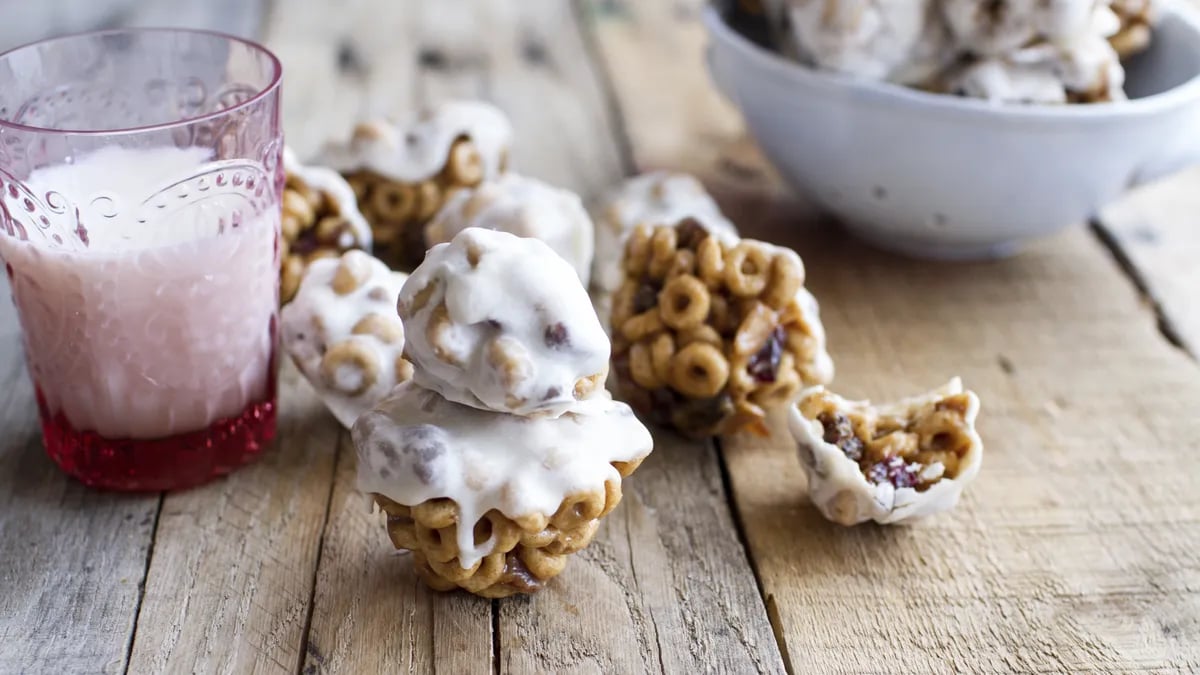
top-left (0, 29), bottom-right (284, 491)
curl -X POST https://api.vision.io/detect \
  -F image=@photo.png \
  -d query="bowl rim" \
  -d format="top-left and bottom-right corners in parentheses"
top-left (702, 3), bottom-right (1200, 121)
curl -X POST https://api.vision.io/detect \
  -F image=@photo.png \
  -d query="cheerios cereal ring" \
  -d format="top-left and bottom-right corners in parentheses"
top-left (319, 340), bottom-right (379, 396)
top-left (370, 182), bottom-right (417, 222)
top-left (649, 332), bottom-right (675, 384)
top-left (444, 138), bottom-right (485, 185)
top-left (666, 249), bottom-right (696, 279)
top-left (669, 342), bottom-right (730, 399)
top-left (624, 225), bottom-right (653, 277)
top-left (724, 242), bottom-right (772, 297)
top-left (696, 235), bottom-right (725, 288)
top-left (659, 274), bottom-right (711, 331)
top-left (620, 309), bottom-right (664, 343)
top-left (676, 324), bottom-right (722, 348)
top-left (629, 341), bottom-right (663, 389)
top-left (761, 252), bottom-right (805, 309)
top-left (647, 226), bottom-right (678, 280)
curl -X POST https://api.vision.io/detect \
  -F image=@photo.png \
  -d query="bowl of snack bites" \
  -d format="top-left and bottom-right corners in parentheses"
top-left (706, 0), bottom-right (1200, 259)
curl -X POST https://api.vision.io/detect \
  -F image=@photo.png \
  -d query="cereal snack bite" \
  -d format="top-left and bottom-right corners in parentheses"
top-left (611, 221), bottom-right (833, 438)
top-left (788, 378), bottom-right (982, 526)
top-left (319, 100), bottom-right (513, 270)
top-left (398, 227), bottom-right (610, 417)
top-left (762, 0), bottom-right (952, 86)
top-left (354, 384), bottom-right (652, 597)
top-left (593, 171), bottom-right (737, 294)
top-left (281, 250), bottom-right (411, 428)
top-left (281, 148), bottom-right (372, 304)
top-left (1109, 0), bottom-right (1158, 57)
top-left (947, 33), bottom-right (1126, 103)
top-left (425, 173), bottom-right (594, 285)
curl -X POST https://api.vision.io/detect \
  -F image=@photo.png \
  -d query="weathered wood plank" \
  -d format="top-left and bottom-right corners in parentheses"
top-left (0, 0), bottom-right (266, 51)
top-left (301, 436), bottom-right (493, 674)
top-left (583, 0), bottom-right (1200, 672)
top-left (125, 363), bottom-right (341, 675)
top-left (499, 434), bottom-right (785, 674)
top-left (1097, 167), bottom-right (1200, 357)
top-left (0, 283), bottom-right (159, 674)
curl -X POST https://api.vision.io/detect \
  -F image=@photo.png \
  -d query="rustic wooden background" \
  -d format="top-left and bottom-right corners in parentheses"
top-left (1, 1), bottom-right (1198, 673)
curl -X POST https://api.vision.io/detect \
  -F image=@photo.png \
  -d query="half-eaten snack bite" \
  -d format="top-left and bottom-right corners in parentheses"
top-left (281, 250), bottom-right (411, 427)
top-left (425, 173), bottom-right (595, 286)
top-left (398, 227), bottom-right (610, 418)
top-left (281, 149), bottom-right (373, 303)
top-left (354, 385), bottom-right (652, 598)
top-left (319, 100), bottom-right (513, 270)
top-left (611, 221), bottom-right (833, 438)
top-left (788, 378), bottom-right (983, 526)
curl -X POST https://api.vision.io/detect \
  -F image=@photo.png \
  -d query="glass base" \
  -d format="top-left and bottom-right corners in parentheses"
top-left (37, 388), bottom-right (277, 492)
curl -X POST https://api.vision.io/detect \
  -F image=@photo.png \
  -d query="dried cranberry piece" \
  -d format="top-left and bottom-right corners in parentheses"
top-left (633, 283), bottom-right (658, 314)
top-left (747, 326), bottom-right (785, 383)
top-left (291, 231), bottom-right (320, 256)
top-left (817, 412), bottom-right (863, 462)
top-left (865, 456), bottom-right (920, 489)
top-left (544, 322), bottom-right (570, 348)
top-left (675, 218), bottom-right (709, 249)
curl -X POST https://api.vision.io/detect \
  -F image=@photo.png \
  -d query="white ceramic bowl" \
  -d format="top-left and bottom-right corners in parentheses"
top-left (704, 4), bottom-right (1200, 259)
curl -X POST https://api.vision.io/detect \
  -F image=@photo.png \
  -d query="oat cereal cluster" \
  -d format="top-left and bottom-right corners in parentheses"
top-left (319, 101), bottom-right (513, 270)
top-left (611, 219), bottom-right (833, 438)
top-left (352, 227), bottom-right (653, 597)
top-left (749, 0), bottom-right (1160, 103)
top-left (281, 150), bottom-right (372, 304)
top-left (788, 379), bottom-right (983, 526)
top-left (281, 250), bottom-right (411, 428)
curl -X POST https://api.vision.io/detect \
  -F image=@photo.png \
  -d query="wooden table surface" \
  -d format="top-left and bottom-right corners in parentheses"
top-left (2, 1), bottom-right (1199, 673)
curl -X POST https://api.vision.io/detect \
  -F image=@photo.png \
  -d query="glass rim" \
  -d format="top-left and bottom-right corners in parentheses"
top-left (0, 26), bottom-right (283, 136)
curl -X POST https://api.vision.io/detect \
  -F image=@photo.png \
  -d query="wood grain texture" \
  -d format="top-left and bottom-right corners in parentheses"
top-left (1097, 167), bottom-right (1200, 357)
top-left (0, 0), bottom-right (266, 51)
top-left (125, 364), bottom-right (341, 675)
top-left (0, 283), bottom-right (159, 674)
top-left (498, 434), bottom-right (785, 674)
top-left (582, 0), bottom-right (1200, 672)
top-left (301, 436), bottom-right (493, 675)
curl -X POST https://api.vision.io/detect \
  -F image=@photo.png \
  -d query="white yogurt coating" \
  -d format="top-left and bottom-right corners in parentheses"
top-left (773, 0), bottom-right (953, 85)
top-left (281, 251), bottom-right (409, 428)
top-left (354, 384), bottom-right (652, 569)
top-left (398, 227), bottom-right (610, 417)
top-left (950, 32), bottom-right (1126, 103)
top-left (592, 171), bottom-right (738, 293)
top-left (425, 173), bottom-right (595, 286)
top-left (0, 145), bottom-right (278, 439)
top-left (787, 378), bottom-right (983, 526)
top-left (940, 0), bottom-right (1120, 57)
top-left (283, 147), bottom-right (373, 250)
top-left (318, 100), bottom-right (513, 184)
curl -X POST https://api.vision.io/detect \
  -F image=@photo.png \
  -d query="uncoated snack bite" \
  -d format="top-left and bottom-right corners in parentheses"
top-left (398, 227), bottom-right (610, 417)
top-left (281, 149), bottom-right (373, 304)
top-left (319, 100), bottom-right (513, 270)
top-left (611, 220), bottom-right (833, 438)
top-left (788, 378), bottom-right (983, 526)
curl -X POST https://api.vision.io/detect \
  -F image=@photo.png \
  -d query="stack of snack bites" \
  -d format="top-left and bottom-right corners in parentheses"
top-left (352, 227), bottom-right (653, 597)
top-left (319, 101), bottom-right (513, 270)
top-left (610, 219), bottom-right (833, 438)
top-left (281, 149), bottom-right (373, 303)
